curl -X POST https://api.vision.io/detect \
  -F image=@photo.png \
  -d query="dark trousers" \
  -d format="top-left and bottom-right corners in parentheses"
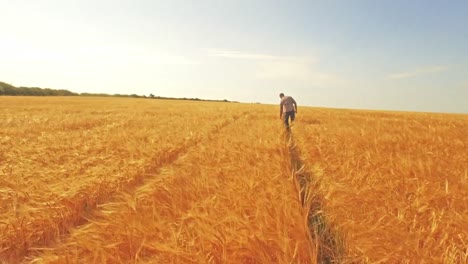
top-left (283, 111), bottom-right (295, 127)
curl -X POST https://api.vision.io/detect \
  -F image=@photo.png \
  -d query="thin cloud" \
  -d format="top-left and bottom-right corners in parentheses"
top-left (256, 59), bottom-right (346, 85)
top-left (209, 49), bottom-right (279, 60)
top-left (150, 54), bottom-right (200, 65)
top-left (207, 49), bottom-right (316, 63)
top-left (388, 65), bottom-right (448, 79)
top-left (208, 49), bottom-right (345, 85)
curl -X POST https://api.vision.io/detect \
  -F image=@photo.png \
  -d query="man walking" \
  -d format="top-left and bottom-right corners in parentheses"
top-left (279, 93), bottom-right (297, 129)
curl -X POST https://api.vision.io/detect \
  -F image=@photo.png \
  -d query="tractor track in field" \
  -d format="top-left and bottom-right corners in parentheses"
top-left (285, 130), bottom-right (344, 264)
top-left (3, 111), bottom-right (249, 264)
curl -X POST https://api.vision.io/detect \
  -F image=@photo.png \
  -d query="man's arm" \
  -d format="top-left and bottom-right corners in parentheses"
top-left (279, 102), bottom-right (283, 118)
top-left (292, 98), bottom-right (298, 113)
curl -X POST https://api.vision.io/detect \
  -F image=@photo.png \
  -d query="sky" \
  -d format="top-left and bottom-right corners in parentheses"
top-left (1, 0), bottom-right (467, 113)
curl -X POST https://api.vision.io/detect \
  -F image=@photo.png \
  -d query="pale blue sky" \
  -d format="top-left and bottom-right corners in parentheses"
top-left (1, 0), bottom-right (467, 113)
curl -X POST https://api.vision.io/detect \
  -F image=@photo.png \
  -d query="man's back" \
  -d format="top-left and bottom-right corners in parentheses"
top-left (281, 96), bottom-right (296, 112)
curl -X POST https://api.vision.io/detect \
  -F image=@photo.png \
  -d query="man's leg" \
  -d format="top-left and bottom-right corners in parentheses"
top-left (290, 111), bottom-right (295, 123)
top-left (283, 112), bottom-right (290, 128)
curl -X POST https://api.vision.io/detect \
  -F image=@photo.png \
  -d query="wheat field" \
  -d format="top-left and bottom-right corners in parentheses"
top-left (0, 97), bottom-right (466, 263)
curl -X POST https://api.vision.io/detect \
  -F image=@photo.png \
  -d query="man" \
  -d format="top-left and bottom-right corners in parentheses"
top-left (279, 93), bottom-right (297, 129)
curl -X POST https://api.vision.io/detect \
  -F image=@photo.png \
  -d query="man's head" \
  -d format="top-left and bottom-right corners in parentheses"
top-left (279, 93), bottom-right (284, 99)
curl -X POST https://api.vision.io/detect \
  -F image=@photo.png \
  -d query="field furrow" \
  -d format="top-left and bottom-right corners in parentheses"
top-left (286, 132), bottom-right (344, 263)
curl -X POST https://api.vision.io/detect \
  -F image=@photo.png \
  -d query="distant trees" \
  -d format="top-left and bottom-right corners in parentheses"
top-left (0, 81), bottom-right (236, 103)
top-left (0, 82), bottom-right (17, 95)
top-left (0, 82), bottom-right (77, 96)
top-left (80, 93), bottom-right (112, 97)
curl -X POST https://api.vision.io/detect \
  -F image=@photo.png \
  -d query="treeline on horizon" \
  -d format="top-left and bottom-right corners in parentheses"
top-left (0, 81), bottom-right (234, 103)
